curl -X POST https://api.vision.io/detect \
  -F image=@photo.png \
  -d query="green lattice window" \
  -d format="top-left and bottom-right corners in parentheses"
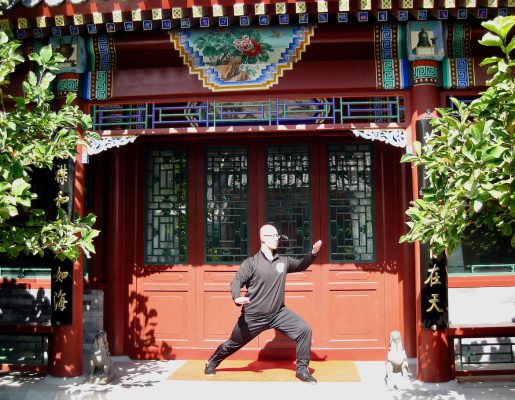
top-left (328, 144), bottom-right (375, 262)
top-left (205, 147), bottom-right (249, 264)
top-left (145, 149), bottom-right (188, 264)
top-left (266, 145), bottom-right (311, 258)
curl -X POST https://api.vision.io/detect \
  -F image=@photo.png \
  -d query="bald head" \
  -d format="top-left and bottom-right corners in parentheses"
top-left (260, 224), bottom-right (277, 237)
top-left (259, 224), bottom-right (279, 252)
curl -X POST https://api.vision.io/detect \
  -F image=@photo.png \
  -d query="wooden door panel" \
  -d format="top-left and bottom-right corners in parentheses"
top-left (285, 270), bottom-right (313, 284)
top-left (137, 267), bottom-right (196, 348)
top-left (204, 271), bottom-right (237, 284)
top-left (318, 138), bottom-right (388, 351)
top-left (140, 291), bottom-right (190, 343)
top-left (203, 291), bottom-right (259, 348)
top-left (259, 291), bottom-right (314, 349)
top-left (194, 138), bottom-right (260, 349)
top-left (325, 289), bottom-right (379, 345)
top-left (143, 271), bottom-right (189, 285)
top-left (329, 269), bottom-right (374, 283)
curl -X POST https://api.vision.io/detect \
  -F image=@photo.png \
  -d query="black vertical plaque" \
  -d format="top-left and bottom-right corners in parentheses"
top-left (420, 249), bottom-right (448, 329)
top-left (52, 157), bottom-right (75, 220)
top-left (51, 157), bottom-right (75, 326)
top-left (416, 117), bottom-right (449, 330)
top-left (51, 258), bottom-right (73, 326)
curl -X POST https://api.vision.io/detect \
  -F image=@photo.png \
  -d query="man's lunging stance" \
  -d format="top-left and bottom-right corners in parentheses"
top-left (204, 224), bottom-right (323, 385)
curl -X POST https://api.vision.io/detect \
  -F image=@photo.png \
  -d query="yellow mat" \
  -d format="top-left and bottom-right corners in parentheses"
top-left (167, 360), bottom-right (361, 382)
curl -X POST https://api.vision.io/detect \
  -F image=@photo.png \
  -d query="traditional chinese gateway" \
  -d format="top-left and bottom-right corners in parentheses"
top-left (1, 0), bottom-right (515, 383)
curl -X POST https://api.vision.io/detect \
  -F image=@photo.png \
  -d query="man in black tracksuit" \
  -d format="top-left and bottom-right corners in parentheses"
top-left (204, 224), bottom-right (323, 385)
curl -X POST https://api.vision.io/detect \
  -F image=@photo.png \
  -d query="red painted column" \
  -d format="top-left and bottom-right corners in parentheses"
top-left (395, 146), bottom-right (417, 358)
top-left (409, 84), bottom-right (451, 383)
top-left (51, 96), bottom-right (84, 377)
top-left (103, 147), bottom-right (126, 356)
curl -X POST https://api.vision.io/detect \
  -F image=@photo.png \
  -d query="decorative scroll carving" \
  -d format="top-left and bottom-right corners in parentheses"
top-left (351, 129), bottom-right (406, 148)
top-left (88, 135), bottom-right (137, 155)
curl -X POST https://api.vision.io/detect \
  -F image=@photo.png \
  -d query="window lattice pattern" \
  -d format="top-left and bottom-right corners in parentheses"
top-left (205, 147), bottom-right (249, 263)
top-left (328, 144), bottom-right (375, 262)
top-left (266, 145), bottom-right (311, 258)
top-left (145, 149), bottom-right (188, 264)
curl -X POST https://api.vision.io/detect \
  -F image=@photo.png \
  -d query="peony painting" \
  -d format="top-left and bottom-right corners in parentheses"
top-left (170, 24), bottom-right (316, 91)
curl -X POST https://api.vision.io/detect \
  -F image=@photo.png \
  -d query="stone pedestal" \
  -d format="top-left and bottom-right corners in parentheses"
top-left (85, 372), bottom-right (115, 385)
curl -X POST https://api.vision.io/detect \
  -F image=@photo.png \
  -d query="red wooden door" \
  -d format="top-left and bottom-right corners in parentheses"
top-left (194, 138), bottom-right (260, 351)
top-left (255, 137), bottom-right (322, 352)
top-left (318, 137), bottom-right (391, 353)
top-left (130, 135), bottom-right (398, 359)
top-left (132, 139), bottom-right (198, 353)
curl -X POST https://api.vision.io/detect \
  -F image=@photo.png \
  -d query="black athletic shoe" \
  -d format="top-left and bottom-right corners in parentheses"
top-left (295, 371), bottom-right (317, 385)
top-left (204, 363), bottom-right (216, 376)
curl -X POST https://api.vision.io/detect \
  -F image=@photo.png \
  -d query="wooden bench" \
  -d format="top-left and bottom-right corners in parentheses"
top-left (446, 323), bottom-right (515, 378)
top-left (0, 323), bottom-right (54, 373)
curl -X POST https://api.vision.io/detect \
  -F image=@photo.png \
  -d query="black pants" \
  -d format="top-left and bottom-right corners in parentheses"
top-left (207, 307), bottom-right (312, 373)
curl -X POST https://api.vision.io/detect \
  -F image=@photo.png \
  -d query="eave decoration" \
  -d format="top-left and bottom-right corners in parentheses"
top-left (351, 129), bottom-right (406, 148)
top-left (87, 135), bottom-right (137, 155)
top-left (170, 24), bottom-right (316, 91)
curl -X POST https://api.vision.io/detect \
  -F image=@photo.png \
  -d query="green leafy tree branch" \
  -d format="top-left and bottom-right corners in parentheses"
top-left (400, 16), bottom-right (515, 257)
top-left (0, 28), bottom-right (100, 262)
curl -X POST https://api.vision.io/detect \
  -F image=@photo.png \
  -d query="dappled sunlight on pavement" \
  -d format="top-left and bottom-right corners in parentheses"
top-left (0, 359), bottom-right (515, 399)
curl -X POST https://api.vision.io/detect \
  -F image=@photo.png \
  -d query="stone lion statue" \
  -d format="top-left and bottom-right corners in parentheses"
top-left (86, 330), bottom-right (115, 384)
top-left (385, 331), bottom-right (410, 388)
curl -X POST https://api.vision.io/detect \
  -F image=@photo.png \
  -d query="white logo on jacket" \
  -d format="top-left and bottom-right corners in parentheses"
top-left (276, 263), bottom-right (285, 273)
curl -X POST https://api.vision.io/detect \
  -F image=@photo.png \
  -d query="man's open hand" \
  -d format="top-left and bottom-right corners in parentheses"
top-left (234, 297), bottom-right (250, 305)
top-left (312, 240), bottom-right (322, 255)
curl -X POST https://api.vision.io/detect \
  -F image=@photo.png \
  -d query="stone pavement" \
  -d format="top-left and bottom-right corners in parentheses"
top-left (0, 357), bottom-right (514, 400)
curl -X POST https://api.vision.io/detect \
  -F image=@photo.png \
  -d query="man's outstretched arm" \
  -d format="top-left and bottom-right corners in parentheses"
top-left (287, 240), bottom-right (322, 273)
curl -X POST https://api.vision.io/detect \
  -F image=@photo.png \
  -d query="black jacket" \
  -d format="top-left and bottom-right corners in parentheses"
top-left (230, 250), bottom-right (318, 318)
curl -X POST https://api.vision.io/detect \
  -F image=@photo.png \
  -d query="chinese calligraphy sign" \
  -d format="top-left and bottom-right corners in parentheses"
top-left (421, 251), bottom-right (448, 329)
top-left (51, 157), bottom-right (76, 326)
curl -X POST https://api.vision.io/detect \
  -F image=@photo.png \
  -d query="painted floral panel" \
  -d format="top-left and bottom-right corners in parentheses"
top-left (171, 24), bottom-right (316, 91)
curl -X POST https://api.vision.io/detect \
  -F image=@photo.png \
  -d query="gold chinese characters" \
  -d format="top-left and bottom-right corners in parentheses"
top-left (52, 266), bottom-right (69, 283)
top-left (424, 265), bottom-right (442, 287)
top-left (53, 290), bottom-right (68, 312)
top-left (426, 293), bottom-right (443, 312)
top-left (54, 191), bottom-right (69, 208)
top-left (55, 165), bottom-right (68, 185)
